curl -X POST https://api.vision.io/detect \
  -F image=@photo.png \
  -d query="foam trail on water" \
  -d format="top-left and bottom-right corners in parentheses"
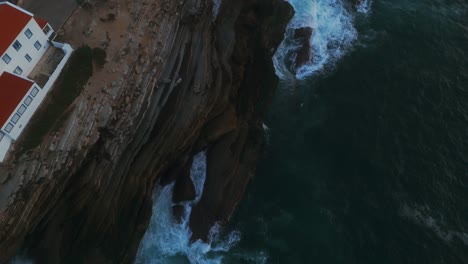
top-left (136, 152), bottom-right (240, 264)
top-left (401, 204), bottom-right (468, 246)
top-left (212, 0), bottom-right (221, 19)
top-left (9, 257), bottom-right (33, 264)
top-left (274, 0), bottom-right (359, 79)
top-left (356, 0), bottom-right (372, 14)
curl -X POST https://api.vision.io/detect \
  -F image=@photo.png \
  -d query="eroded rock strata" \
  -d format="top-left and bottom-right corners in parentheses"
top-left (0, 0), bottom-right (293, 263)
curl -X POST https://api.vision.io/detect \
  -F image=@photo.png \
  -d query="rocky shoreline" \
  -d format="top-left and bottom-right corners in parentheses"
top-left (0, 0), bottom-right (293, 263)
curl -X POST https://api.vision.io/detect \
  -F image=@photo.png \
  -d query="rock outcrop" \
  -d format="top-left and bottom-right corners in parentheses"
top-left (293, 27), bottom-right (313, 70)
top-left (0, 0), bottom-right (293, 263)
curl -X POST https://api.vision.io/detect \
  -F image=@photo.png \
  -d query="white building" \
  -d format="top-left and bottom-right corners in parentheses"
top-left (0, 1), bottom-right (73, 162)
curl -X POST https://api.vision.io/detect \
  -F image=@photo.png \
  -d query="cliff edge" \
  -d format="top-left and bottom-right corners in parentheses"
top-left (0, 0), bottom-right (293, 262)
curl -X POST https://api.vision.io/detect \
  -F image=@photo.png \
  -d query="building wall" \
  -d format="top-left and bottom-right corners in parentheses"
top-left (0, 18), bottom-right (51, 77)
top-left (0, 80), bottom-right (45, 140)
top-left (0, 43), bottom-right (73, 142)
top-left (0, 43), bottom-right (73, 162)
top-left (0, 132), bottom-right (12, 162)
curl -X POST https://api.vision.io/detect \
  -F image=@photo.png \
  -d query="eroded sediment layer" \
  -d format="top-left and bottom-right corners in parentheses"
top-left (0, 0), bottom-right (293, 263)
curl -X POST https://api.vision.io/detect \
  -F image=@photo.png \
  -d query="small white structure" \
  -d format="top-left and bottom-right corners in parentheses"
top-left (0, 1), bottom-right (73, 162)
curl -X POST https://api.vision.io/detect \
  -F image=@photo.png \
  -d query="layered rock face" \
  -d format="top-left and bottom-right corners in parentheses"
top-left (0, 0), bottom-right (292, 263)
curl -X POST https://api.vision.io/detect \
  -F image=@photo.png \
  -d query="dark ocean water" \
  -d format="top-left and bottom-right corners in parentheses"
top-left (226, 0), bottom-right (468, 263)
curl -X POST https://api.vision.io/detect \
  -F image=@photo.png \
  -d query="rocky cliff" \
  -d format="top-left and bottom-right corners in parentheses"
top-left (0, 0), bottom-right (293, 263)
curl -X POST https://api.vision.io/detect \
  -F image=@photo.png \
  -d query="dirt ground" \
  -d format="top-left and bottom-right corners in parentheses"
top-left (61, 0), bottom-right (133, 97)
top-left (0, 0), bottom-right (155, 209)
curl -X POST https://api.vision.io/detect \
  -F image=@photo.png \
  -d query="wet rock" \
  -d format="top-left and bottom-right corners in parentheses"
top-left (122, 64), bottom-right (129, 74)
top-left (159, 157), bottom-right (192, 186)
top-left (172, 205), bottom-right (186, 224)
top-left (292, 27), bottom-right (313, 70)
top-left (189, 0), bottom-right (293, 241)
top-left (193, 83), bottom-right (201, 93)
top-left (172, 162), bottom-right (196, 203)
top-left (202, 106), bottom-right (238, 143)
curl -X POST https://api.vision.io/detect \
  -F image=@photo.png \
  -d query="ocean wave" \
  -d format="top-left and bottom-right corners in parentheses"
top-left (213, 0), bottom-right (221, 20)
top-left (136, 152), bottom-right (241, 264)
top-left (274, 0), bottom-right (362, 79)
top-left (356, 0), bottom-right (372, 14)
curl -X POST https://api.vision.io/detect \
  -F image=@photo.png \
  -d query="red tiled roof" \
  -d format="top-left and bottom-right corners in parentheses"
top-left (0, 72), bottom-right (33, 128)
top-left (34, 17), bottom-right (48, 29)
top-left (0, 2), bottom-right (32, 56)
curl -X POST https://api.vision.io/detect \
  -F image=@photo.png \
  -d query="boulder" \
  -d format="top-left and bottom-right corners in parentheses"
top-left (172, 205), bottom-right (186, 224)
top-left (172, 165), bottom-right (196, 203)
top-left (292, 27), bottom-right (313, 70)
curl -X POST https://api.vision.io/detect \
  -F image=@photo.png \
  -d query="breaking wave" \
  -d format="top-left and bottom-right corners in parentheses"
top-left (356, 0), bottom-right (372, 14)
top-left (136, 152), bottom-right (241, 264)
top-left (213, 0), bottom-right (221, 19)
top-left (274, 0), bottom-right (364, 80)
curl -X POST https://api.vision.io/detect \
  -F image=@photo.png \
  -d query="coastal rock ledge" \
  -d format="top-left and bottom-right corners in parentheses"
top-left (0, 0), bottom-right (293, 263)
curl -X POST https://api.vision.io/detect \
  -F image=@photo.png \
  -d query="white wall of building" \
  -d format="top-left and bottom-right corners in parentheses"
top-left (0, 132), bottom-right (12, 161)
top-left (0, 2), bottom-right (72, 162)
top-left (0, 18), bottom-right (51, 77)
top-left (0, 80), bottom-right (42, 140)
top-left (0, 43), bottom-right (73, 162)
top-left (1, 43), bottom-right (73, 140)
top-left (42, 42), bottom-right (73, 93)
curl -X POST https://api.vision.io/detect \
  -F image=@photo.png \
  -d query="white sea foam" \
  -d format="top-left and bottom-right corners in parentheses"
top-left (274, 0), bottom-right (361, 79)
top-left (136, 152), bottom-right (241, 264)
top-left (9, 256), bottom-right (33, 264)
top-left (401, 204), bottom-right (468, 246)
top-left (356, 0), bottom-right (372, 15)
top-left (212, 0), bottom-right (221, 20)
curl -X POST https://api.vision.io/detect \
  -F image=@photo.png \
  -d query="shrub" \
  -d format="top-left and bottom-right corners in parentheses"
top-left (93, 47), bottom-right (107, 67)
top-left (77, 0), bottom-right (92, 9)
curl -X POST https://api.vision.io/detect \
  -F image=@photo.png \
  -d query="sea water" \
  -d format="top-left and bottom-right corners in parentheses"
top-left (230, 0), bottom-right (468, 263)
top-left (138, 0), bottom-right (468, 263)
top-left (136, 152), bottom-right (241, 264)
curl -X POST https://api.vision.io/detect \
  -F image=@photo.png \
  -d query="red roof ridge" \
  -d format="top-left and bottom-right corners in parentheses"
top-left (34, 16), bottom-right (48, 29)
top-left (0, 1), bottom-right (33, 16)
top-left (0, 2), bottom-right (33, 56)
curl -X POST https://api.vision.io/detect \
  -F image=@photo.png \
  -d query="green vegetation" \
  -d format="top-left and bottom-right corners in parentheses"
top-left (76, 0), bottom-right (92, 9)
top-left (100, 13), bottom-right (116, 22)
top-left (17, 46), bottom-right (93, 155)
top-left (92, 47), bottom-right (107, 67)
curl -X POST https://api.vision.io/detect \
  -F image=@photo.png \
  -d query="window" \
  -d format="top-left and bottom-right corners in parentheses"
top-left (24, 29), bottom-right (33, 39)
top-left (0, 132), bottom-right (4, 142)
top-left (11, 113), bottom-right (20, 124)
top-left (25, 54), bottom-right (32, 62)
top-left (43, 25), bottom-right (51, 35)
top-left (13, 66), bottom-right (23, 75)
top-left (34, 41), bottom-right (42, 50)
top-left (2, 54), bottom-right (11, 64)
top-left (13, 40), bottom-right (22, 51)
top-left (4, 123), bottom-right (13, 133)
top-left (31, 87), bottom-right (39, 97)
top-left (24, 96), bottom-right (33, 106)
top-left (18, 105), bottom-right (27, 114)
